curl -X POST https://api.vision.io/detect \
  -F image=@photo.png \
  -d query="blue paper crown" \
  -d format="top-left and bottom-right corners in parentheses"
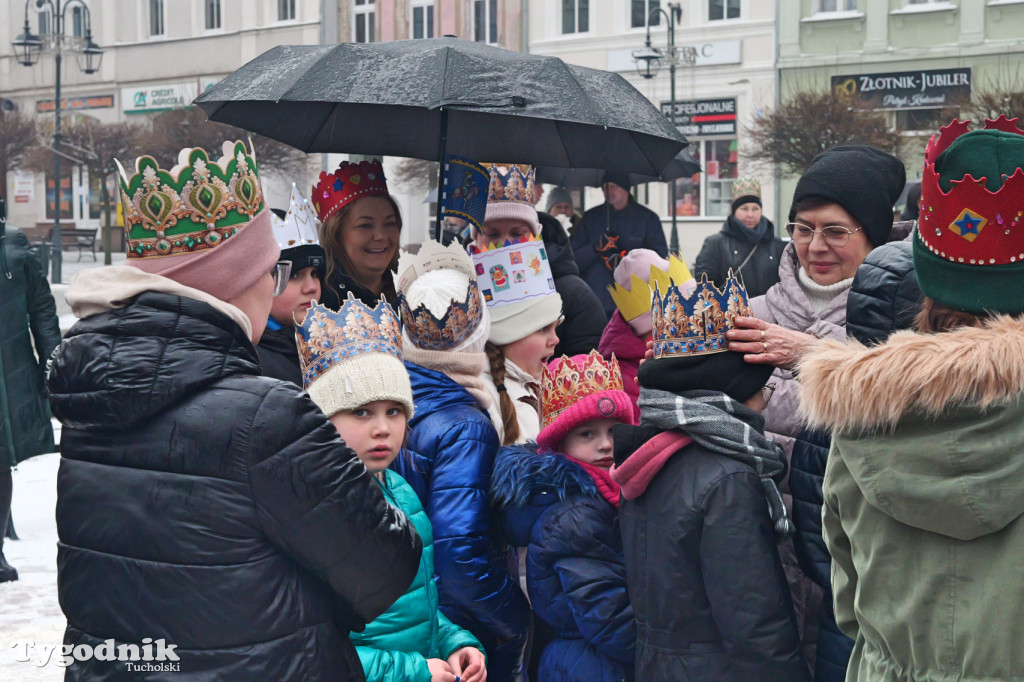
top-left (651, 271), bottom-right (753, 359)
top-left (442, 156), bottom-right (489, 231)
top-left (295, 294), bottom-right (403, 390)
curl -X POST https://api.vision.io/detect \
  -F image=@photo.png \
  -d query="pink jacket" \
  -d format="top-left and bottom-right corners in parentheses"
top-left (597, 311), bottom-right (646, 408)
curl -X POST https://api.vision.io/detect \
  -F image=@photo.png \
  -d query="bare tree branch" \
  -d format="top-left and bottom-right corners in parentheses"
top-left (0, 109), bottom-right (41, 198)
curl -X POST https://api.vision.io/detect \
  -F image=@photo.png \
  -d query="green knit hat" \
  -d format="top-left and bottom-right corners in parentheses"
top-left (914, 117), bottom-right (1024, 314)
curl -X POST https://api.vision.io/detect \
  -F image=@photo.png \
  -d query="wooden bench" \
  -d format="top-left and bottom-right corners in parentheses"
top-left (37, 224), bottom-right (98, 261)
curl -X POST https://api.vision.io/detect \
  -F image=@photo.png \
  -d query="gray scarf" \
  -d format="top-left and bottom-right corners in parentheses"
top-left (638, 387), bottom-right (795, 539)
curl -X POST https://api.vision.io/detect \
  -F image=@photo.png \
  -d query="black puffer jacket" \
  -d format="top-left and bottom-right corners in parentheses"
top-left (845, 239), bottom-right (922, 345)
top-left (256, 321), bottom-right (302, 385)
top-left (614, 424), bottom-right (809, 682)
top-left (693, 217), bottom-right (785, 298)
top-left (48, 291), bottom-right (422, 681)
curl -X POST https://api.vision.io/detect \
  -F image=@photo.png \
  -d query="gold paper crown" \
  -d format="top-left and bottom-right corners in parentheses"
top-left (541, 351), bottom-right (625, 428)
top-left (608, 254), bottom-right (692, 322)
top-left (732, 176), bottom-right (761, 202)
top-left (117, 140), bottom-right (264, 259)
top-left (651, 271), bottom-right (752, 359)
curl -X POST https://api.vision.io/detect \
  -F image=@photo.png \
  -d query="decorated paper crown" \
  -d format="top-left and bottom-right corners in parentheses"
top-left (442, 155), bottom-right (489, 231)
top-left (732, 177), bottom-right (761, 202)
top-left (272, 183), bottom-right (320, 249)
top-left (608, 254), bottom-right (692, 323)
top-left (117, 140), bottom-right (264, 259)
top-left (296, 294), bottom-right (402, 390)
top-left (541, 351), bottom-right (626, 428)
top-left (485, 163), bottom-right (536, 204)
top-left (470, 234), bottom-right (556, 308)
top-left (396, 240), bottom-right (484, 351)
top-left (917, 116), bottom-right (1024, 267)
top-left (311, 159), bottom-right (389, 224)
top-left (651, 271), bottom-right (753, 359)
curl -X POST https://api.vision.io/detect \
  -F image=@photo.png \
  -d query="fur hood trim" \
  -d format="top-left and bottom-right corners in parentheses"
top-left (490, 444), bottom-right (598, 511)
top-left (799, 315), bottom-right (1024, 432)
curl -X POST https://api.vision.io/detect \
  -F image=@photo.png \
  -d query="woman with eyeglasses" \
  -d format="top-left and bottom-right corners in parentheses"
top-left (724, 144), bottom-right (909, 680)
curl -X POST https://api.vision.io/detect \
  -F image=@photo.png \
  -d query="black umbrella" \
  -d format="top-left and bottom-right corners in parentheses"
top-left (535, 147), bottom-right (702, 188)
top-left (194, 38), bottom-right (687, 237)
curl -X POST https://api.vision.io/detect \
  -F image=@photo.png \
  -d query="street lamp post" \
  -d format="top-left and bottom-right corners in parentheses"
top-left (632, 3), bottom-right (696, 254)
top-left (12, 0), bottom-right (103, 284)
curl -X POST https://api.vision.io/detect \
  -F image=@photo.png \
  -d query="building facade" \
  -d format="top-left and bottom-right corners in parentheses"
top-left (527, 0), bottom-right (779, 265)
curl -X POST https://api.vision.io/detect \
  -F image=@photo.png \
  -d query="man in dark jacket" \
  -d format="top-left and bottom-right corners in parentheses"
top-left (0, 197), bottom-right (62, 583)
top-left (48, 142), bottom-right (421, 680)
top-left (694, 177), bottom-right (785, 297)
top-left (570, 172), bottom-right (668, 318)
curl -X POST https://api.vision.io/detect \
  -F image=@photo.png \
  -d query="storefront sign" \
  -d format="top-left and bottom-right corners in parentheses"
top-left (13, 171), bottom-right (34, 203)
top-left (36, 94), bottom-right (114, 113)
top-left (606, 40), bottom-right (741, 72)
top-left (660, 98), bottom-right (737, 136)
top-left (121, 82), bottom-right (200, 114)
top-left (831, 68), bottom-right (971, 110)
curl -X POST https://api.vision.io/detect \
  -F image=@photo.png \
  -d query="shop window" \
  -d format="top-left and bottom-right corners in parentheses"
top-left (896, 108), bottom-right (953, 132)
top-left (150, 0), bottom-right (165, 36)
top-left (816, 0), bottom-right (856, 11)
top-left (354, 0), bottom-right (376, 43)
top-left (709, 0), bottom-right (740, 21)
top-left (412, 0), bottom-right (434, 39)
top-left (278, 0), bottom-right (296, 21)
top-left (205, 0), bottom-right (222, 30)
top-left (631, 0), bottom-right (660, 29)
top-left (46, 171), bottom-right (74, 221)
top-left (563, 0), bottom-right (590, 34)
top-left (668, 138), bottom-right (738, 218)
top-left (89, 173), bottom-right (103, 220)
top-left (473, 0), bottom-right (498, 44)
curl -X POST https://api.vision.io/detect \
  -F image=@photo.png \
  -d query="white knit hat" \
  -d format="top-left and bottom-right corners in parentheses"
top-left (488, 293), bottom-right (562, 345)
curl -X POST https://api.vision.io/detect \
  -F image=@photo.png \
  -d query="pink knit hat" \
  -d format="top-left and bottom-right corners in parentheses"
top-left (537, 351), bottom-right (637, 452)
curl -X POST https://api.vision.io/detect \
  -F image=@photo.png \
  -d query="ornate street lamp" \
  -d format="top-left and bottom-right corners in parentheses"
top-left (632, 3), bottom-right (697, 254)
top-left (11, 0), bottom-right (104, 283)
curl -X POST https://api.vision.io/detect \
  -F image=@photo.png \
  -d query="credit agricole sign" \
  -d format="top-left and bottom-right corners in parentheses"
top-left (831, 67), bottom-right (971, 110)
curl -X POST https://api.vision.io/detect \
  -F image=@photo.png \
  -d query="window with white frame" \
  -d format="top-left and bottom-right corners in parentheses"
top-left (817, 0), bottom-right (857, 11)
top-left (71, 6), bottom-right (85, 37)
top-left (354, 0), bottom-right (376, 43)
top-left (668, 138), bottom-right (739, 218)
top-left (562, 0), bottom-right (590, 34)
top-left (278, 0), bottom-right (296, 21)
top-left (631, 0), bottom-right (660, 29)
top-left (150, 0), bottom-right (165, 36)
top-left (709, 0), bottom-right (740, 20)
top-left (37, 7), bottom-right (51, 36)
top-left (205, 0), bottom-right (222, 29)
top-left (473, 0), bottom-right (498, 44)
top-left (411, 0), bottom-right (434, 39)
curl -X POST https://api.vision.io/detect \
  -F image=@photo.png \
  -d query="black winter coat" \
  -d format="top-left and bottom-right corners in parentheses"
top-left (845, 240), bottom-right (922, 345)
top-left (256, 321), bottom-right (302, 385)
top-left (320, 261), bottom-right (396, 310)
top-left (693, 216), bottom-right (785, 298)
top-left (48, 291), bottom-right (422, 681)
top-left (0, 226), bottom-right (61, 467)
top-left (538, 212), bottom-right (607, 356)
top-left (614, 424), bottom-right (810, 682)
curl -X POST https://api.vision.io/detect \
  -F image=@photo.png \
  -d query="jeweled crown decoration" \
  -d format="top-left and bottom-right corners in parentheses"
top-left (470, 234), bottom-right (556, 308)
top-left (608, 254), bottom-right (693, 323)
top-left (396, 240), bottom-right (484, 351)
top-left (443, 156), bottom-right (489, 231)
top-left (311, 159), bottom-right (389, 224)
top-left (732, 176), bottom-right (761, 201)
top-left (917, 116), bottom-right (1024, 266)
top-left (651, 271), bottom-right (753, 359)
top-left (296, 294), bottom-right (402, 390)
top-left (117, 140), bottom-right (264, 259)
top-left (272, 183), bottom-right (320, 248)
top-left (485, 163), bottom-right (536, 205)
top-left (541, 351), bottom-right (625, 428)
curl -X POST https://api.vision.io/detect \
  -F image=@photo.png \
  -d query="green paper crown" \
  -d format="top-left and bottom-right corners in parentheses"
top-left (117, 140), bottom-right (265, 259)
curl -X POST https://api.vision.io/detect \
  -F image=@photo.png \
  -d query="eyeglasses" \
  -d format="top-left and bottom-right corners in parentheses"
top-left (785, 222), bottom-right (863, 248)
top-left (760, 382), bottom-right (777, 405)
top-left (271, 261), bottom-right (293, 298)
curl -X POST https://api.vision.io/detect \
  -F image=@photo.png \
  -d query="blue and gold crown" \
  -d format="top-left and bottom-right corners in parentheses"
top-left (399, 281), bottom-right (483, 351)
top-left (296, 294), bottom-right (403, 389)
top-left (485, 163), bottom-right (536, 204)
top-left (651, 271), bottom-right (753, 359)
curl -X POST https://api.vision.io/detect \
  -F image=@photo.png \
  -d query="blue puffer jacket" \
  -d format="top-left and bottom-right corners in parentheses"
top-left (393, 362), bottom-right (530, 680)
top-left (491, 446), bottom-right (635, 682)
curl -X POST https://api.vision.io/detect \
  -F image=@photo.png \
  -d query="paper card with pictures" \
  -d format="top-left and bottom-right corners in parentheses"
top-left (470, 234), bottom-right (555, 308)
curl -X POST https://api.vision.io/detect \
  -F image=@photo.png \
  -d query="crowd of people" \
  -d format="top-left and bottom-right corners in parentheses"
top-left (2, 114), bottom-right (1024, 682)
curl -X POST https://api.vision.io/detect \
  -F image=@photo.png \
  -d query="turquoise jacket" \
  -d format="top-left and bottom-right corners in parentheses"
top-left (352, 469), bottom-right (484, 681)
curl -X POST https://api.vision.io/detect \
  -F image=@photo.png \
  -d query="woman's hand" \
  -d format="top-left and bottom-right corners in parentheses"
top-left (427, 658), bottom-right (456, 682)
top-left (726, 316), bottom-right (819, 371)
top-left (448, 646), bottom-right (487, 682)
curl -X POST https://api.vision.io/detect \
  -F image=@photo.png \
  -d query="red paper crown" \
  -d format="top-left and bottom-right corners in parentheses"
top-left (541, 351), bottom-right (626, 428)
top-left (311, 159), bottom-right (390, 224)
top-left (918, 116), bottom-right (1024, 266)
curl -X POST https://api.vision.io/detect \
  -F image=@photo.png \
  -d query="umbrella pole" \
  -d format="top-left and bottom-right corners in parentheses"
top-left (434, 108), bottom-right (448, 243)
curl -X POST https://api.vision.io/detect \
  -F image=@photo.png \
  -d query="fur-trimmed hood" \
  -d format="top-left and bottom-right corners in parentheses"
top-left (799, 315), bottom-right (1024, 433)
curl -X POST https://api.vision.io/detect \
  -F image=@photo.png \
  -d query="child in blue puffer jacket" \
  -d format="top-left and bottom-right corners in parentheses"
top-left (298, 296), bottom-right (486, 682)
top-left (491, 351), bottom-right (638, 682)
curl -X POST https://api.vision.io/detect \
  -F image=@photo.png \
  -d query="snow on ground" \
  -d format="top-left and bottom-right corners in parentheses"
top-left (0, 446), bottom-right (66, 681)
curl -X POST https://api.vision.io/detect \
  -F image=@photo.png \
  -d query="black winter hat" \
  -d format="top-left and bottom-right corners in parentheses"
top-left (637, 350), bottom-right (775, 403)
top-left (602, 169), bottom-right (632, 191)
top-left (790, 144), bottom-right (906, 247)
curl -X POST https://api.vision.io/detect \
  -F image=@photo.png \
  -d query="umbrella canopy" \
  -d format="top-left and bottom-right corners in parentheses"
top-left (194, 38), bottom-right (687, 178)
top-left (535, 147), bottom-right (702, 188)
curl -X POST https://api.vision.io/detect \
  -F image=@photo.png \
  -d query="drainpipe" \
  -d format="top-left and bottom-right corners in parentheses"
top-left (773, 0), bottom-right (782, 231)
top-left (521, 0), bottom-right (529, 54)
